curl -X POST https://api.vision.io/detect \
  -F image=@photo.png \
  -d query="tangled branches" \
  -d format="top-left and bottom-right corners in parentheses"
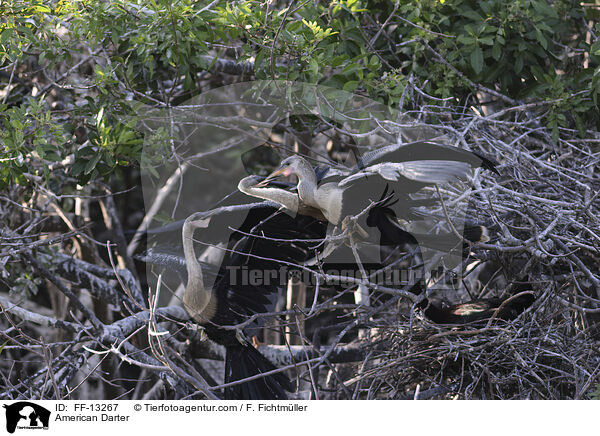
top-left (1, 74), bottom-right (599, 400)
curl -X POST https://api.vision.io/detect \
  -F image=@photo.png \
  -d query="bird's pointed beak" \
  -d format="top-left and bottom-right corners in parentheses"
top-left (256, 167), bottom-right (290, 187)
top-left (192, 217), bottom-right (211, 228)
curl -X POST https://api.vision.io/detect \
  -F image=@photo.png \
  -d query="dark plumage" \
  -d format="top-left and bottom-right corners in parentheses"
top-left (192, 205), bottom-right (326, 399)
top-left (365, 187), bottom-right (426, 293)
top-left (201, 206), bottom-right (326, 399)
top-left (365, 186), bottom-right (489, 297)
top-left (417, 293), bottom-right (535, 324)
top-left (364, 187), bottom-right (535, 325)
top-left (141, 204), bottom-right (327, 399)
top-left (366, 186), bottom-right (489, 256)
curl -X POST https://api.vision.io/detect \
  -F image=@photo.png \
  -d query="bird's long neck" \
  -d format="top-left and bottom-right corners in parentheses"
top-left (183, 221), bottom-right (202, 287)
top-left (295, 159), bottom-right (319, 208)
top-left (238, 177), bottom-right (299, 212)
top-left (182, 219), bottom-right (214, 321)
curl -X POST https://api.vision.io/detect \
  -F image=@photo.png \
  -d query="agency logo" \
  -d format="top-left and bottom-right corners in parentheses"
top-left (2, 402), bottom-right (50, 433)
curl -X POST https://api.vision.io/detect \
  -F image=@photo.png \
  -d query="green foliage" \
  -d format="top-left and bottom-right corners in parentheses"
top-left (375, 0), bottom-right (598, 131)
top-left (445, 0), bottom-right (563, 91)
top-left (0, 0), bottom-right (598, 192)
top-left (0, 1), bottom-right (52, 64)
top-left (6, 262), bottom-right (42, 298)
top-left (0, 0), bottom-right (219, 189)
top-left (0, 99), bottom-right (66, 189)
top-left (76, 0), bottom-right (215, 94)
top-left (70, 107), bottom-right (143, 183)
top-left (207, 0), bottom-right (599, 132)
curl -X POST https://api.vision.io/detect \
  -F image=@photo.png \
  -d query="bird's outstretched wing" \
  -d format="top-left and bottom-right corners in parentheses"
top-left (355, 141), bottom-right (498, 174)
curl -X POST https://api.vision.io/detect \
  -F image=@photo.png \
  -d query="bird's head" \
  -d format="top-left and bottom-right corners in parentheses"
top-left (185, 211), bottom-right (212, 229)
top-left (238, 174), bottom-right (264, 189)
top-left (366, 207), bottom-right (385, 228)
top-left (366, 185), bottom-right (398, 227)
top-left (257, 155), bottom-right (305, 186)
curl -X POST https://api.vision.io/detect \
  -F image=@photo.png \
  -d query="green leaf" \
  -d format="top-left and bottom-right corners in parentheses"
top-left (341, 63), bottom-right (361, 76)
top-left (34, 4), bottom-right (51, 13)
top-left (343, 80), bottom-right (358, 92)
top-left (70, 159), bottom-right (87, 176)
top-left (514, 56), bottom-right (523, 74)
top-left (330, 55), bottom-right (348, 67)
top-left (535, 28), bottom-right (548, 50)
top-left (44, 152), bottom-right (62, 162)
top-left (461, 10), bottom-right (484, 22)
top-left (287, 21), bottom-right (302, 32)
top-left (470, 45), bottom-right (484, 74)
top-left (84, 153), bottom-right (102, 174)
top-left (457, 34), bottom-right (475, 45)
top-left (532, 1), bottom-right (558, 19)
top-left (309, 58), bottom-right (319, 76)
top-left (479, 36), bottom-right (494, 46)
top-left (492, 43), bottom-right (502, 61)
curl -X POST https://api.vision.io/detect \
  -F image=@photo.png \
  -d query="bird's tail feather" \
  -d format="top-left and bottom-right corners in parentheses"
top-left (224, 344), bottom-right (292, 400)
